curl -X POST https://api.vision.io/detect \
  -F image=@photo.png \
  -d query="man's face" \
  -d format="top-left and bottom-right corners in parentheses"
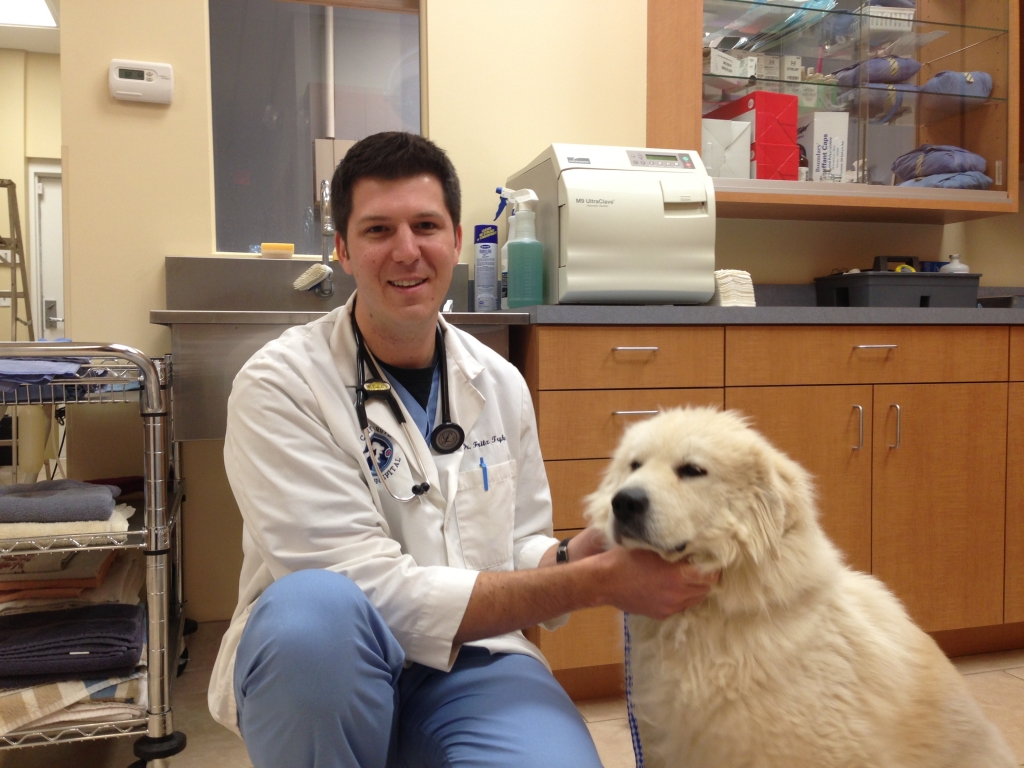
top-left (337, 174), bottom-right (461, 337)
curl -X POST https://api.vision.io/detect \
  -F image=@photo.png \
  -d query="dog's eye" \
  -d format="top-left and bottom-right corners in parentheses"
top-left (676, 463), bottom-right (707, 479)
top-left (629, 461), bottom-right (642, 472)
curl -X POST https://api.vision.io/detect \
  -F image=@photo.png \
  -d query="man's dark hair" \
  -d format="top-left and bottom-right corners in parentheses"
top-left (330, 132), bottom-right (461, 242)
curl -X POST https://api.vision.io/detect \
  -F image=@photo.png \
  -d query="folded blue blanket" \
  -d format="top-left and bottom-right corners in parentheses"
top-left (899, 171), bottom-right (993, 190)
top-left (0, 480), bottom-right (120, 524)
top-left (837, 82), bottom-right (918, 123)
top-left (892, 144), bottom-right (987, 183)
top-left (0, 603), bottom-right (144, 683)
top-left (0, 360), bottom-right (84, 395)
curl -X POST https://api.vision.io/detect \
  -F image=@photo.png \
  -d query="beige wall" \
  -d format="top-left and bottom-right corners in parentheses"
top-left (25, 52), bottom-right (62, 160)
top-left (959, 209), bottom-right (1024, 285)
top-left (424, 0), bottom-right (648, 265)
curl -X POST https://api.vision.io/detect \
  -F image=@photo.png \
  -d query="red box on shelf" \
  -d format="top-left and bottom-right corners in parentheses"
top-left (750, 142), bottom-right (800, 181)
top-left (704, 90), bottom-right (798, 144)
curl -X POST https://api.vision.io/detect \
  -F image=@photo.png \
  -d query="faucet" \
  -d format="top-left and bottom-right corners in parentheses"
top-left (317, 179), bottom-right (335, 299)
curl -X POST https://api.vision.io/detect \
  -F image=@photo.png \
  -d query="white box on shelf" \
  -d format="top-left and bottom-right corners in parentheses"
top-left (782, 56), bottom-right (803, 81)
top-left (858, 4), bottom-right (915, 31)
top-left (701, 119), bottom-right (753, 179)
top-left (703, 48), bottom-right (757, 78)
top-left (754, 54), bottom-right (781, 81)
top-left (797, 111), bottom-right (848, 182)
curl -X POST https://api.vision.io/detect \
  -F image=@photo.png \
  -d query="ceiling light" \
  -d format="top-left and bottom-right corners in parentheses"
top-left (0, 0), bottom-right (56, 28)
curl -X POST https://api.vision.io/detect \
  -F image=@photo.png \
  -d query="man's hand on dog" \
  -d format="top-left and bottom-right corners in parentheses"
top-left (595, 545), bottom-right (720, 620)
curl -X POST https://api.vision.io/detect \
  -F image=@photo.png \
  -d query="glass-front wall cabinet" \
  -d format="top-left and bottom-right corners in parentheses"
top-left (700, 1), bottom-right (1010, 195)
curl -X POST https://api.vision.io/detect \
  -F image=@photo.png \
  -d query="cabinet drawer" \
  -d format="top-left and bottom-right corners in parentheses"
top-left (538, 388), bottom-right (724, 460)
top-left (726, 326), bottom-right (1008, 386)
top-left (1012, 327), bottom-right (1024, 381)
top-left (518, 326), bottom-right (724, 390)
top-left (547, 459), bottom-right (609, 530)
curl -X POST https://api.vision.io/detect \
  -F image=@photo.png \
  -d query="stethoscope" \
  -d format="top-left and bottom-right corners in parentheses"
top-left (352, 301), bottom-right (465, 502)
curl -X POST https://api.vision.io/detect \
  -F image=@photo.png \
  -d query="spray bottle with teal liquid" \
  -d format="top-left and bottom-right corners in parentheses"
top-left (493, 187), bottom-right (543, 308)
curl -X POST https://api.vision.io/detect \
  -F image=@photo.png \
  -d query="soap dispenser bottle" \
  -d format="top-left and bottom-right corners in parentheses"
top-left (939, 254), bottom-right (970, 273)
top-left (504, 189), bottom-right (543, 308)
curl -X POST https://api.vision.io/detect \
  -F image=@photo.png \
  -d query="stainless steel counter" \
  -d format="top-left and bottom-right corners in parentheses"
top-left (151, 309), bottom-right (530, 441)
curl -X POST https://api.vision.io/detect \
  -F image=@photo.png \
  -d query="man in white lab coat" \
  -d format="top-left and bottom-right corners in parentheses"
top-left (208, 132), bottom-right (715, 767)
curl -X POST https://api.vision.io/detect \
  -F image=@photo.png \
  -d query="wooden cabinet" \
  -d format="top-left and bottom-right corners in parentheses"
top-left (514, 323), bottom-right (1020, 699)
top-left (871, 383), bottom-right (1007, 632)
top-left (1007, 383), bottom-right (1024, 623)
top-left (647, 0), bottom-right (1020, 223)
top-left (725, 385), bottom-right (873, 574)
top-left (512, 325), bottom-right (726, 698)
top-left (1011, 327), bottom-right (1024, 381)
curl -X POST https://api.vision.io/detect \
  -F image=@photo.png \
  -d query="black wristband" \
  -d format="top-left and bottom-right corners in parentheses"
top-left (556, 537), bottom-right (571, 564)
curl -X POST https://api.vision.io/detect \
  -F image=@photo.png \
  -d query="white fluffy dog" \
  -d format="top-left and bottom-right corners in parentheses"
top-left (586, 407), bottom-right (1016, 768)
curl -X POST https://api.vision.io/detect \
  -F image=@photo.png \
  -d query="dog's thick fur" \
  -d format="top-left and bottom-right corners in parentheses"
top-left (586, 407), bottom-right (1016, 768)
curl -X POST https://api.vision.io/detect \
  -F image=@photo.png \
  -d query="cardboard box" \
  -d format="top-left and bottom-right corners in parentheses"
top-left (797, 112), bottom-right (849, 182)
top-left (704, 91), bottom-right (798, 145)
top-left (750, 142), bottom-right (800, 181)
top-left (701, 119), bottom-right (752, 179)
top-left (703, 48), bottom-right (757, 78)
top-left (754, 54), bottom-right (781, 81)
top-left (782, 56), bottom-right (803, 82)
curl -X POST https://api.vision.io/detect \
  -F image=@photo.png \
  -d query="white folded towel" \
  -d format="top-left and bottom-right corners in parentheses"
top-left (708, 270), bottom-right (756, 307)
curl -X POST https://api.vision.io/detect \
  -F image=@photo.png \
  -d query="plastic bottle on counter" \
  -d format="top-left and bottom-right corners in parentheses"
top-left (473, 224), bottom-right (499, 311)
top-left (939, 254), bottom-right (970, 273)
top-left (505, 189), bottom-right (543, 308)
top-left (493, 187), bottom-right (517, 309)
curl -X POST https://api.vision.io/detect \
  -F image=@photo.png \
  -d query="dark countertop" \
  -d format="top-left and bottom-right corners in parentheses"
top-left (515, 304), bottom-right (1024, 325)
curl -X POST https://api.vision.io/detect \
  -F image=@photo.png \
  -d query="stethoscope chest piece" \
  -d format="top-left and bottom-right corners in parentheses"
top-left (430, 423), bottom-right (464, 454)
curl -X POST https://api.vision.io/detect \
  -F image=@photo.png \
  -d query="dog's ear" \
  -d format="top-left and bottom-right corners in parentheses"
top-left (746, 481), bottom-right (785, 563)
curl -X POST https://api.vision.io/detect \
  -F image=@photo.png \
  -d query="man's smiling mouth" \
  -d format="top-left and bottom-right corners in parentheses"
top-left (390, 279), bottom-right (426, 288)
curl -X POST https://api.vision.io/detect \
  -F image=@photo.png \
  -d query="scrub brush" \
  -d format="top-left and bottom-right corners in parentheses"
top-left (293, 263), bottom-right (333, 291)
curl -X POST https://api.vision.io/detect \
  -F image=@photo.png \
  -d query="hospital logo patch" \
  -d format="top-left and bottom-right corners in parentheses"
top-left (365, 432), bottom-right (395, 476)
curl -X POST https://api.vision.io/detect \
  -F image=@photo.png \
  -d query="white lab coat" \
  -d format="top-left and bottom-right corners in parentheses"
top-left (208, 293), bottom-right (562, 734)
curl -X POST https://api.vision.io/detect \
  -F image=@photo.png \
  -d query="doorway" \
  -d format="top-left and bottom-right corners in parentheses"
top-left (27, 160), bottom-right (63, 341)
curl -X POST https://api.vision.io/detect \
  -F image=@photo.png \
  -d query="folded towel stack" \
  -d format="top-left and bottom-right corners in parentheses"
top-left (708, 270), bottom-right (757, 307)
top-left (0, 603), bottom-right (146, 687)
top-left (0, 480), bottom-right (119, 524)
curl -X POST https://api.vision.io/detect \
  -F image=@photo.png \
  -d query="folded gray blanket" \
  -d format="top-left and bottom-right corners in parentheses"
top-left (0, 480), bottom-right (120, 524)
top-left (0, 603), bottom-right (144, 683)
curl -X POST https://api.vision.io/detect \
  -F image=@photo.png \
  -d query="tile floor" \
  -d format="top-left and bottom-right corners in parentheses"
top-left (1, 622), bottom-right (1022, 767)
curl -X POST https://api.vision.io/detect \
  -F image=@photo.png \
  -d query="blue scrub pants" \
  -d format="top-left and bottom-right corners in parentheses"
top-left (233, 569), bottom-right (603, 768)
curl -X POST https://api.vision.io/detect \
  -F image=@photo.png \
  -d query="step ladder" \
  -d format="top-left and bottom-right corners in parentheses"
top-left (0, 180), bottom-right (34, 342)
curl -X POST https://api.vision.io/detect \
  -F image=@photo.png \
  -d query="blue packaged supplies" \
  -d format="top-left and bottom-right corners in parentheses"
top-left (899, 171), bottom-right (993, 190)
top-left (833, 56), bottom-right (920, 86)
top-left (892, 144), bottom-right (987, 183)
top-left (919, 71), bottom-right (993, 121)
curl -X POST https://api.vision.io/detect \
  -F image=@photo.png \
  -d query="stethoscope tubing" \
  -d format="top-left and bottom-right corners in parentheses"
top-left (351, 299), bottom-right (462, 503)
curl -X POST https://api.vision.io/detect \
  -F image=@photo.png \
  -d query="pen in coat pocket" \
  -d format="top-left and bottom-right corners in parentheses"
top-left (480, 457), bottom-right (488, 491)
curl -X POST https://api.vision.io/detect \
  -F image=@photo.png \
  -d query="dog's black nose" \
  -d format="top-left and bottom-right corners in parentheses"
top-left (612, 487), bottom-right (649, 523)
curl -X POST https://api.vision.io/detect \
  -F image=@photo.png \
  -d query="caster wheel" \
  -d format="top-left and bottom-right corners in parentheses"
top-left (177, 646), bottom-right (190, 677)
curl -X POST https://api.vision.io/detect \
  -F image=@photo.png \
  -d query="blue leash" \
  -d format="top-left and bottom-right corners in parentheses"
top-left (623, 612), bottom-right (645, 768)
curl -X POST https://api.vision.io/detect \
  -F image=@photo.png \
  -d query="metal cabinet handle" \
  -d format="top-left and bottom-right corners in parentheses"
top-left (889, 404), bottom-right (901, 449)
top-left (612, 346), bottom-right (659, 352)
top-left (852, 405), bottom-right (863, 450)
top-left (613, 410), bottom-right (659, 417)
top-left (853, 344), bottom-right (898, 350)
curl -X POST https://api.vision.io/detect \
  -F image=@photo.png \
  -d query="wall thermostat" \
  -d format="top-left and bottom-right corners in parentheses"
top-left (109, 59), bottom-right (173, 104)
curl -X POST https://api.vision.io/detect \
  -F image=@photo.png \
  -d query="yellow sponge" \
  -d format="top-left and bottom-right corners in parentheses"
top-left (260, 243), bottom-right (294, 259)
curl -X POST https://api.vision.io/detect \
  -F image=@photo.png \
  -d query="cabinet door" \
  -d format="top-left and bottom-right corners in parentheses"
top-left (1007, 383), bottom-right (1024, 623)
top-left (726, 386), bottom-right (872, 574)
top-left (872, 383), bottom-right (1007, 632)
